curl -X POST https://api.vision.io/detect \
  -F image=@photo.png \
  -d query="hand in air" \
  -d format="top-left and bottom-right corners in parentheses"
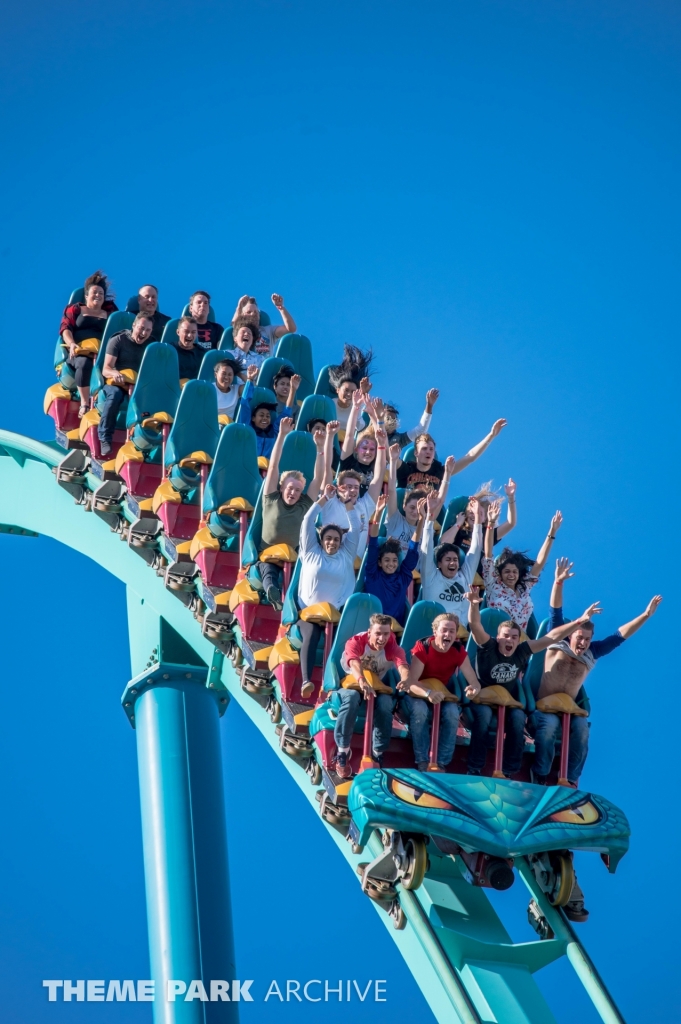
top-left (490, 418), bottom-right (507, 437)
top-left (271, 293), bottom-right (284, 309)
top-left (289, 373), bottom-right (301, 390)
top-left (363, 396), bottom-right (378, 422)
top-left (487, 498), bottom-right (502, 524)
top-left (550, 511), bottom-right (563, 535)
top-left (375, 426), bottom-right (388, 446)
top-left (416, 496), bottom-right (428, 520)
top-left (278, 417), bottom-right (295, 435)
top-left (645, 595), bottom-right (663, 617)
top-left (444, 455), bottom-right (456, 475)
top-left (375, 493), bottom-right (387, 514)
top-left (246, 364), bottom-right (259, 381)
top-left (554, 557), bottom-right (575, 584)
top-left (352, 388), bottom-right (365, 408)
top-left (426, 388), bottom-right (440, 409)
top-left (373, 397), bottom-right (385, 419)
top-left (428, 690), bottom-right (445, 705)
top-left (326, 419), bottom-right (340, 434)
top-left (359, 376), bottom-right (372, 395)
top-left (580, 602), bottom-right (603, 622)
top-left (464, 586), bottom-right (483, 606)
top-left (389, 442), bottom-right (401, 462)
top-left (312, 427), bottom-right (326, 450)
top-left (504, 478), bottom-right (516, 499)
top-left (323, 483), bottom-right (337, 500)
top-left (426, 490), bottom-right (440, 520)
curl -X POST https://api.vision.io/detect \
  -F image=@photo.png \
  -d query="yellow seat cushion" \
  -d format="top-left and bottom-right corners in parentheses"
top-left (257, 456), bottom-right (270, 470)
top-left (218, 414), bottom-right (233, 426)
top-left (536, 693), bottom-right (588, 717)
top-left (152, 478), bottom-right (182, 514)
top-left (228, 577), bottom-right (260, 612)
top-left (174, 540), bottom-right (192, 555)
top-left (472, 572), bottom-right (484, 587)
top-left (411, 569), bottom-right (421, 583)
top-left (217, 497), bottom-right (254, 515)
top-left (189, 526), bottom-right (220, 561)
top-left (390, 617), bottom-right (404, 634)
top-left (114, 439), bottom-right (144, 474)
top-left (268, 637), bottom-right (300, 670)
top-left (79, 407), bottom-right (101, 440)
top-left (471, 685), bottom-right (523, 709)
top-left (341, 671), bottom-right (393, 695)
top-left (259, 544), bottom-right (298, 564)
top-left (136, 498), bottom-right (154, 512)
top-left (420, 677), bottom-right (459, 703)
top-left (72, 337), bottom-right (100, 357)
top-left (43, 383), bottom-right (73, 415)
top-left (294, 708), bottom-right (315, 728)
top-left (105, 368), bottom-right (137, 387)
top-left (141, 411), bottom-right (174, 429)
top-left (254, 645), bottom-right (274, 664)
top-left (457, 624), bottom-right (469, 640)
top-left (213, 590), bottom-right (232, 607)
top-left (299, 603), bottom-right (340, 624)
top-left (180, 378), bottom-right (190, 388)
top-left (178, 450), bottom-right (213, 468)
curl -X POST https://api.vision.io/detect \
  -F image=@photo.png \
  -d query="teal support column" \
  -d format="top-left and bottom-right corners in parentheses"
top-left (124, 591), bottom-right (236, 1023)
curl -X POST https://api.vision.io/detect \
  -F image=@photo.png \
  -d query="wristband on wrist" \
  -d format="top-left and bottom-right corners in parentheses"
top-left (548, 534), bottom-right (556, 540)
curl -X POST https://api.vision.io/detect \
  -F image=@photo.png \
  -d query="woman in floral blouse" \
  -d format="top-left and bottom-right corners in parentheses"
top-left (480, 503), bottom-right (563, 631)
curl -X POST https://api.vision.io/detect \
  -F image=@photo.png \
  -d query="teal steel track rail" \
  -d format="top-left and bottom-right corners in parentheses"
top-left (0, 430), bottom-right (627, 1024)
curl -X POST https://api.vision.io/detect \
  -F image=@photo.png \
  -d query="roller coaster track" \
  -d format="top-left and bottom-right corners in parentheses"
top-left (0, 429), bottom-right (626, 1024)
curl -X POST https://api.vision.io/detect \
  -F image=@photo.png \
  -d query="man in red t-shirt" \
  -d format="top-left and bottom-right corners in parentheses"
top-left (398, 612), bottom-right (480, 771)
top-left (333, 613), bottom-right (410, 779)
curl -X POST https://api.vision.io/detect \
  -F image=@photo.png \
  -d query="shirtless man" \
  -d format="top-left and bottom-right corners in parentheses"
top-left (529, 557), bottom-right (662, 786)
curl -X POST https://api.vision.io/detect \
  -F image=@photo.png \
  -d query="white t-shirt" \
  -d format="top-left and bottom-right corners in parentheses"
top-left (334, 399), bottom-right (353, 430)
top-left (214, 382), bottom-right (240, 418)
top-left (320, 493), bottom-right (375, 560)
top-left (386, 509), bottom-right (414, 553)
top-left (298, 503), bottom-right (360, 610)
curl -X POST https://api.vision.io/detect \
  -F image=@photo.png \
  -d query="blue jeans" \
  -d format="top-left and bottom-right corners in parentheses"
top-left (400, 695), bottom-right (461, 767)
top-left (467, 704), bottom-right (526, 775)
top-left (527, 711), bottom-right (590, 783)
top-left (334, 689), bottom-right (394, 757)
top-left (97, 385), bottom-right (125, 445)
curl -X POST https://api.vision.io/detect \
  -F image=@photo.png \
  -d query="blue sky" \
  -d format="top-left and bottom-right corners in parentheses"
top-left (0, 1), bottom-right (679, 1021)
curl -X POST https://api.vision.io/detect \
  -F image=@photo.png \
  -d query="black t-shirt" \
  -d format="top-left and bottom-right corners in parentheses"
top-left (455, 525), bottom-right (498, 553)
top-left (339, 453), bottom-right (375, 491)
top-left (106, 330), bottom-right (154, 373)
top-left (475, 637), bottom-right (532, 701)
top-left (397, 459), bottom-right (444, 490)
top-left (194, 321), bottom-right (224, 351)
top-left (175, 344), bottom-right (204, 381)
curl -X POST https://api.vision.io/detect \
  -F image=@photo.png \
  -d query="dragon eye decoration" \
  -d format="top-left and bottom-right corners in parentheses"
top-left (546, 799), bottom-right (601, 826)
top-left (389, 777), bottom-right (457, 811)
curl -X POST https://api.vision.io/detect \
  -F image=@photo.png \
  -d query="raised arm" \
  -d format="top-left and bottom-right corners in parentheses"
top-left (264, 417), bottom-right (294, 494)
top-left (343, 506), bottom-right (362, 560)
top-left (550, 556), bottom-right (575, 609)
top-left (366, 426), bottom-right (388, 503)
top-left (452, 419), bottom-right (507, 475)
top-left (461, 498), bottom-right (484, 584)
top-left (531, 511), bottom-right (563, 576)
top-left (387, 442), bottom-right (401, 518)
top-left (440, 509), bottom-right (466, 546)
top-left (405, 388), bottom-right (439, 441)
top-left (285, 373), bottom-right (301, 410)
top-left (411, 497), bottom-right (427, 545)
top-left (307, 423), bottom-right (327, 498)
top-left (465, 586), bottom-right (491, 645)
top-left (431, 455), bottom-right (455, 518)
top-left (484, 498), bottom-right (501, 559)
top-left (528, 602), bottom-right (603, 652)
top-left (369, 494), bottom-right (387, 538)
top-left (617, 595), bottom-right (663, 640)
top-left (320, 419), bottom-right (339, 491)
top-left (270, 293), bottom-right (297, 337)
top-left (300, 494), bottom-right (329, 558)
top-left (340, 389), bottom-right (365, 459)
top-left (497, 478), bottom-right (517, 540)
